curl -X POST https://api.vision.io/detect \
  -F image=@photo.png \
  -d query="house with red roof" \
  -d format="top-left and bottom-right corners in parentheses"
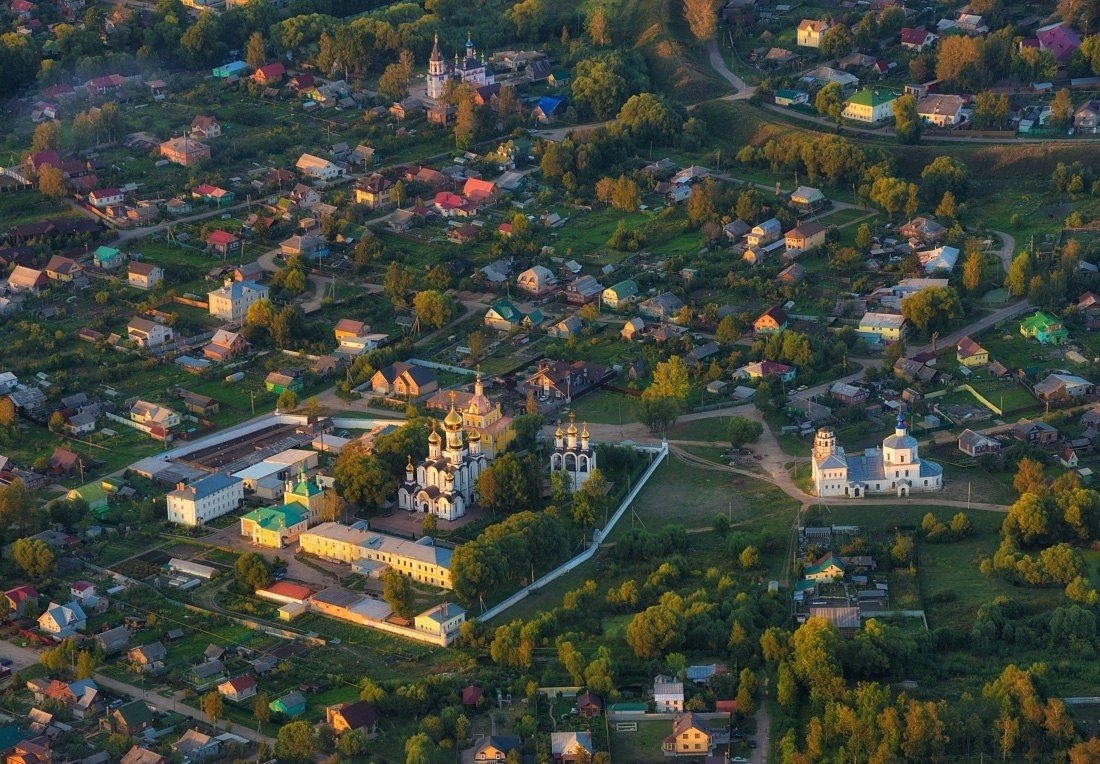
top-left (11, 0), bottom-right (36, 20)
top-left (218, 675), bottom-right (257, 702)
top-left (5, 585), bottom-right (38, 617)
top-left (253, 63), bottom-right (286, 85)
top-left (41, 83), bottom-right (75, 100)
top-left (85, 74), bottom-right (127, 95)
top-left (1036, 23), bottom-right (1081, 64)
top-left (206, 230), bottom-right (241, 256)
top-left (462, 177), bottom-right (499, 207)
top-left (434, 191), bottom-right (473, 218)
top-left (190, 115), bottom-right (221, 140)
top-left (899, 27), bottom-right (937, 51)
top-left (88, 188), bottom-right (123, 208)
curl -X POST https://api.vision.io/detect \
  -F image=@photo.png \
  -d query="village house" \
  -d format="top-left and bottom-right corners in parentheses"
top-left (414, 602), bottom-right (467, 640)
top-left (522, 360), bottom-right (609, 402)
top-left (735, 360), bottom-right (797, 384)
top-left (484, 299), bottom-right (543, 331)
top-left (779, 263), bottom-right (806, 284)
top-left (127, 317), bottom-right (174, 349)
top-left (576, 691), bottom-right (604, 717)
top-left (805, 551), bottom-right (846, 582)
top-left (858, 312), bottom-right (907, 343)
top-left (1020, 311), bottom-right (1069, 345)
top-left (121, 746), bottom-right (168, 764)
top-left (107, 701), bottom-right (153, 737)
top-left (38, 600), bottom-right (87, 638)
top-left (167, 473), bottom-right (244, 526)
top-left (295, 153), bottom-right (344, 181)
top-left (564, 274), bottom-right (603, 306)
top-left (93, 245), bottom-right (124, 270)
top-left (1034, 373), bottom-right (1095, 402)
top-left (463, 177), bottom-right (499, 207)
top-left (44, 255), bottom-right (83, 282)
top-left (253, 62), bottom-right (286, 85)
top-left (959, 429), bottom-right (1001, 457)
top-left (897, 216), bottom-right (947, 245)
top-left (88, 187), bottom-right (123, 208)
top-left (128, 642), bottom-right (167, 672)
top-left (1073, 101), bottom-right (1100, 134)
top-left (602, 279), bottom-right (639, 309)
top-left (785, 220), bottom-right (828, 254)
top-left (516, 265), bottom-right (558, 296)
top-left (172, 729), bottom-right (221, 761)
top-left (208, 280), bottom-right (268, 322)
top-left (5, 584), bottom-right (38, 617)
top-left (830, 381), bottom-right (868, 405)
top-left (7, 265), bottom-right (48, 293)
top-left (663, 713), bottom-right (714, 757)
top-left (189, 115), bottom-right (221, 140)
top-left (287, 183), bottom-right (321, 208)
top-left (754, 305), bottom-right (788, 336)
top-left (653, 675), bottom-right (685, 712)
top-left (842, 89), bottom-right (897, 123)
top-left (265, 369), bottom-right (304, 394)
top-left (916, 94), bottom-right (964, 127)
top-left (621, 316), bottom-right (646, 341)
top-left (326, 701), bottom-right (379, 737)
top-left (746, 218), bottom-right (782, 247)
top-left (797, 18), bottom-right (830, 47)
top-left (203, 329), bottom-right (248, 362)
top-left (206, 229), bottom-right (241, 257)
top-left (1013, 419), bottom-right (1059, 445)
top-left (473, 736), bottom-right (523, 762)
top-left (159, 136), bottom-right (210, 167)
top-left (218, 675), bottom-right (257, 703)
top-left (192, 183), bottom-right (235, 205)
top-left (551, 731), bottom-right (594, 763)
top-left (790, 185), bottom-right (826, 211)
top-left (354, 173), bottom-right (395, 209)
top-left (130, 400), bottom-right (181, 429)
top-left (956, 336), bottom-right (989, 367)
top-left (639, 292), bottom-right (684, 321)
top-left (370, 361), bottom-right (438, 398)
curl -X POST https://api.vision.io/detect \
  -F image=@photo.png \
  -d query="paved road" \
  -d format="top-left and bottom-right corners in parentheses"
top-left (705, 39), bottom-right (752, 99)
top-left (908, 298), bottom-right (1032, 356)
top-left (0, 639), bottom-right (274, 747)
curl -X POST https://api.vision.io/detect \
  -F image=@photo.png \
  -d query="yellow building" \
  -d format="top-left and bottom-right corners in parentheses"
top-left (956, 336), bottom-right (989, 367)
top-left (300, 522), bottom-right (454, 589)
top-left (662, 714), bottom-right (713, 756)
top-left (239, 504), bottom-right (309, 548)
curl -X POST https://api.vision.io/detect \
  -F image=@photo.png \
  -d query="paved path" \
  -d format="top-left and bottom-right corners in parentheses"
top-left (704, 39), bottom-right (752, 99)
top-left (0, 639), bottom-right (274, 747)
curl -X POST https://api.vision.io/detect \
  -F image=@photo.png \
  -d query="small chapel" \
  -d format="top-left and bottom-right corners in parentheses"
top-left (550, 413), bottom-right (597, 492)
top-left (426, 33), bottom-right (495, 102)
top-left (398, 394), bottom-right (490, 520)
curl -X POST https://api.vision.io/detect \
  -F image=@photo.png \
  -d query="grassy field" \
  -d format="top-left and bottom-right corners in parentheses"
top-left (668, 417), bottom-right (737, 443)
top-left (609, 719), bottom-right (674, 763)
top-left (567, 389), bottom-right (637, 425)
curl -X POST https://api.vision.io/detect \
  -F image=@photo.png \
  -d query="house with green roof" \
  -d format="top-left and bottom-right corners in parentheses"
top-left (109, 700), bottom-right (154, 736)
top-left (93, 245), bottom-right (125, 270)
top-left (239, 504), bottom-right (310, 548)
top-left (1020, 311), bottom-right (1069, 345)
top-left (601, 280), bottom-right (639, 309)
top-left (269, 691), bottom-right (307, 718)
top-left (841, 89), bottom-right (897, 123)
top-left (804, 551), bottom-right (846, 582)
top-left (484, 300), bottom-right (543, 332)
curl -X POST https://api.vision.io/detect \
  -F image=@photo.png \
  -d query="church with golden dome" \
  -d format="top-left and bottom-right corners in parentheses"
top-left (397, 393), bottom-right (491, 520)
top-left (551, 413), bottom-right (597, 492)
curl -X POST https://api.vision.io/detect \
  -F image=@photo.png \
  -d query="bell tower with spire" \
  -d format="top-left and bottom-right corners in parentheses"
top-left (550, 412), bottom-right (597, 492)
top-left (427, 33), bottom-right (447, 101)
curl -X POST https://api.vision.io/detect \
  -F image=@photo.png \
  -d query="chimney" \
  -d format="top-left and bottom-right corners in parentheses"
top-left (176, 482), bottom-right (186, 491)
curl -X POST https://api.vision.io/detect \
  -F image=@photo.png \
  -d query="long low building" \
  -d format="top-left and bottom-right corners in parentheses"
top-left (299, 522), bottom-right (453, 589)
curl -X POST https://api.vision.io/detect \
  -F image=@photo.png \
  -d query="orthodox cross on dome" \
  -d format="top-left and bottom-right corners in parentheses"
top-left (896, 411), bottom-right (907, 431)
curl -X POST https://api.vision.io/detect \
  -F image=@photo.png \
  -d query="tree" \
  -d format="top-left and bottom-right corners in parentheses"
top-left (245, 30), bottom-right (266, 69)
top-left (610, 176), bottom-right (641, 212)
top-left (900, 285), bottom-right (963, 334)
top-left (379, 61), bottom-right (411, 101)
top-left (477, 453), bottom-right (538, 513)
top-left (38, 165), bottom-right (68, 198)
top-left (1059, 0), bottom-right (1098, 35)
top-left (736, 667), bottom-right (758, 714)
top-left (869, 176), bottom-right (910, 217)
top-left (819, 24), bottom-right (853, 60)
top-left (75, 650), bottom-right (98, 679)
top-left (962, 249), bottom-right (983, 292)
top-left (790, 617), bottom-right (844, 701)
top-left (31, 120), bottom-right (60, 152)
top-left (246, 298), bottom-right (275, 328)
top-left (626, 605), bottom-right (685, 658)
top-left (739, 545), bottom-right (760, 569)
top-left (893, 94), bottom-right (921, 144)
top-left (683, 0), bottom-right (719, 41)
top-left (275, 720), bottom-right (316, 763)
top-left (48, 411), bottom-right (66, 433)
top-left (381, 568), bottom-right (414, 619)
top-left (200, 691), bottom-right (223, 725)
top-left (728, 416), bottom-right (764, 449)
top-left (973, 91), bottom-right (1010, 129)
top-left (467, 331), bottom-right (486, 360)
top-left (815, 82), bottom-right (845, 129)
top-left (920, 156), bottom-right (970, 206)
top-left (617, 93), bottom-right (683, 144)
top-left (936, 190), bottom-right (959, 221)
top-left (384, 262), bottom-right (413, 307)
top-left (277, 389), bottom-right (298, 411)
top-left (0, 397), bottom-right (15, 427)
top-left (636, 396), bottom-right (682, 433)
top-left (571, 56), bottom-right (631, 120)
top-left (1013, 457), bottom-right (1046, 496)
top-left (412, 290), bottom-right (454, 330)
top-left (1049, 88), bottom-right (1074, 130)
top-left (234, 552), bottom-right (272, 591)
top-left (339, 728), bottom-right (366, 757)
top-left (855, 223), bottom-right (873, 251)
top-left (587, 7), bottom-right (611, 45)
top-left (716, 315), bottom-right (739, 344)
top-left (253, 691), bottom-right (270, 728)
top-left (405, 732), bottom-right (433, 764)
top-left (936, 35), bottom-right (982, 89)
top-left (644, 356), bottom-right (691, 402)
top-left (1004, 251), bottom-right (1033, 297)
top-left (453, 84), bottom-right (478, 149)
top-left (11, 538), bottom-right (54, 579)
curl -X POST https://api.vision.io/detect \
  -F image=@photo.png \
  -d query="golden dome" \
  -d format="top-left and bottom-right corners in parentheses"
top-left (555, 424), bottom-right (564, 438)
top-left (567, 420), bottom-right (578, 435)
top-left (444, 392), bottom-right (463, 429)
top-left (581, 422), bottom-right (589, 439)
top-left (428, 422), bottom-right (441, 444)
top-left (468, 427), bottom-right (481, 441)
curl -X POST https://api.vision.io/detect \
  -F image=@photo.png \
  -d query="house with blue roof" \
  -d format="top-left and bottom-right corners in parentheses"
top-left (213, 61), bottom-right (249, 79)
top-left (269, 691), bottom-right (307, 718)
top-left (166, 473), bottom-right (244, 527)
top-left (534, 96), bottom-right (566, 123)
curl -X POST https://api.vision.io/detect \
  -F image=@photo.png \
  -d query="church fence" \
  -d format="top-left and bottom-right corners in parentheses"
top-left (477, 442), bottom-right (669, 623)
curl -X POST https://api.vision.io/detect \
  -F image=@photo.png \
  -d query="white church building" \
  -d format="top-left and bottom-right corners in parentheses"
top-left (426, 34), bottom-right (495, 102)
top-left (398, 396), bottom-right (490, 520)
top-left (550, 414), bottom-right (597, 492)
top-left (811, 412), bottom-right (943, 497)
